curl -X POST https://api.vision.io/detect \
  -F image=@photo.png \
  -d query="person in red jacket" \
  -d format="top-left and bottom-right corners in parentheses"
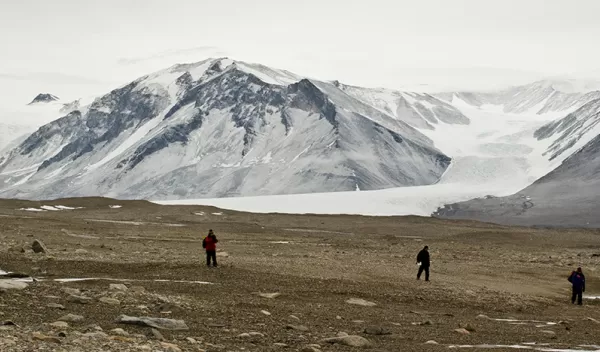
top-left (202, 229), bottom-right (219, 267)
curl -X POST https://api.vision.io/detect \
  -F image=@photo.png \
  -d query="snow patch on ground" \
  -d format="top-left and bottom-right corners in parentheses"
top-left (19, 208), bottom-right (46, 212)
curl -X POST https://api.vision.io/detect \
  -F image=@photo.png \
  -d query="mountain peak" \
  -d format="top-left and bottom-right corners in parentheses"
top-left (28, 93), bottom-right (59, 105)
top-left (529, 79), bottom-right (600, 94)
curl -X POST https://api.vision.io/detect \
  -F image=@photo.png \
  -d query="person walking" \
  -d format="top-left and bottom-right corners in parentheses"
top-left (568, 267), bottom-right (585, 305)
top-left (416, 245), bottom-right (431, 281)
top-left (203, 229), bottom-right (219, 267)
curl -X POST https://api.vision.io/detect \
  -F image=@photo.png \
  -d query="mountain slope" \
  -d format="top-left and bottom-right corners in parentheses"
top-left (335, 83), bottom-right (470, 130)
top-left (437, 80), bottom-right (600, 115)
top-left (0, 58), bottom-right (452, 200)
top-left (433, 126), bottom-right (600, 227)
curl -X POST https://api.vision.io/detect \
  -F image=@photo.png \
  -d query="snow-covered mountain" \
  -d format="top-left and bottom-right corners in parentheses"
top-left (534, 98), bottom-right (600, 161)
top-left (0, 124), bottom-right (36, 154)
top-left (0, 58), bottom-right (467, 200)
top-left (28, 93), bottom-right (59, 105)
top-left (335, 82), bottom-right (470, 130)
top-left (437, 79), bottom-right (600, 115)
top-left (434, 130), bottom-right (600, 227)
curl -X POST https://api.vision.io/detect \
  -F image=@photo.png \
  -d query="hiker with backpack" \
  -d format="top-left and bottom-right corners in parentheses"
top-left (568, 267), bottom-right (586, 305)
top-left (203, 229), bottom-right (219, 267)
top-left (416, 245), bottom-right (431, 281)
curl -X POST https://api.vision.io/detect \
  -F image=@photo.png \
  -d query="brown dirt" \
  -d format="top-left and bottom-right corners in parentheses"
top-left (0, 197), bottom-right (599, 351)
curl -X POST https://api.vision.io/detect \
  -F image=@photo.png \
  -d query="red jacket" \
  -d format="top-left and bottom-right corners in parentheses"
top-left (203, 235), bottom-right (218, 251)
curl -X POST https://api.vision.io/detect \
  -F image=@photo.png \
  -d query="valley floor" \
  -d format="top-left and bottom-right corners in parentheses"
top-left (0, 197), bottom-right (599, 351)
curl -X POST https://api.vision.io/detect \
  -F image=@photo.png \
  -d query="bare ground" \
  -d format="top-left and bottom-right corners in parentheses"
top-left (0, 197), bottom-right (599, 351)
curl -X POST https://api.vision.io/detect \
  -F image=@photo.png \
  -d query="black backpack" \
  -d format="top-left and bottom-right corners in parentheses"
top-left (202, 237), bottom-right (206, 249)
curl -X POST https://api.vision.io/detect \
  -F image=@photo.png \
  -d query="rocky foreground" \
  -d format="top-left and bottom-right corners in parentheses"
top-left (0, 198), bottom-right (599, 351)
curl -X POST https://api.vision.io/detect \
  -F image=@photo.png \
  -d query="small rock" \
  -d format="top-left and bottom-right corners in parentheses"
top-left (286, 324), bottom-right (309, 332)
top-left (110, 336), bottom-right (136, 343)
top-left (150, 328), bottom-right (165, 341)
top-left (413, 320), bottom-right (433, 326)
top-left (160, 342), bottom-right (182, 352)
top-left (81, 324), bottom-right (104, 334)
top-left (323, 335), bottom-right (372, 347)
top-left (541, 330), bottom-right (556, 337)
top-left (130, 286), bottom-right (146, 293)
top-left (274, 342), bottom-right (288, 347)
top-left (8, 245), bottom-right (26, 253)
top-left (425, 340), bottom-right (439, 344)
top-left (289, 315), bottom-right (301, 321)
top-left (32, 239), bottom-right (48, 253)
top-left (337, 332), bottom-right (349, 337)
top-left (454, 328), bottom-right (470, 335)
top-left (261, 310), bottom-right (271, 316)
top-left (50, 321), bottom-right (70, 329)
top-left (586, 317), bottom-right (600, 324)
top-left (238, 333), bottom-right (251, 338)
top-left (83, 331), bottom-right (109, 340)
top-left (258, 292), bottom-right (281, 299)
top-left (185, 337), bottom-right (197, 343)
top-left (345, 298), bottom-right (377, 307)
top-left (58, 314), bottom-right (84, 323)
top-left (462, 324), bottom-right (476, 332)
top-left (110, 328), bottom-right (129, 336)
top-left (249, 332), bottom-right (265, 337)
top-left (476, 314), bottom-right (490, 320)
top-left (47, 303), bottom-right (66, 310)
top-left (68, 295), bottom-right (92, 304)
top-left (99, 297), bottom-right (121, 305)
top-left (75, 249), bottom-right (88, 254)
top-left (61, 287), bottom-right (81, 296)
top-left (363, 326), bottom-right (391, 335)
top-left (301, 346), bottom-right (321, 352)
top-left (109, 283), bottom-right (128, 292)
top-left (32, 332), bottom-right (61, 343)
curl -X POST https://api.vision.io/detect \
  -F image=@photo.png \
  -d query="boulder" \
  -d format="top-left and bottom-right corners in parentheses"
top-left (116, 315), bottom-right (189, 330)
top-left (32, 239), bottom-right (48, 254)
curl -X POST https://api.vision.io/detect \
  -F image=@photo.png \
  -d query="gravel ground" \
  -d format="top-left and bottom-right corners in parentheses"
top-left (0, 197), bottom-right (599, 351)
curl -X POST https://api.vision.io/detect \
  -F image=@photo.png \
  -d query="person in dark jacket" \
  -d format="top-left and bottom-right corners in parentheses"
top-left (568, 267), bottom-right (585, 305)
top-left (416, 246), bottom-right (431, 281)
top-left (202, 229), bottom-right (219, 267)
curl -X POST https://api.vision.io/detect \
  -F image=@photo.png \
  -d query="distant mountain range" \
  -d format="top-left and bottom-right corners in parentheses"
top-left (1, 58), bottom-right (599, 227)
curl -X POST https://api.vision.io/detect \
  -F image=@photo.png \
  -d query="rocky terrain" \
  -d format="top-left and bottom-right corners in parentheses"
top-left (0, 197), bottom-right (599, 351)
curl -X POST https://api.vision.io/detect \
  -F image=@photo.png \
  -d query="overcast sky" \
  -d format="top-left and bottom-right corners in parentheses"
top-left (1, 0), bottom-right (600, 109)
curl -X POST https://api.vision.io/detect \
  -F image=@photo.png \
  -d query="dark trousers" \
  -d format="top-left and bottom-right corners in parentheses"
top-left (206, 250), bottom-right (217, 266)
top-left (417, 265), bottom-right (430, 281)
top-left (572, 287), bottom-right (583, 305)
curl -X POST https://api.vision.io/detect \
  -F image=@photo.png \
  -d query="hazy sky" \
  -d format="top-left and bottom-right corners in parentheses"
top-left (1, 0), bottom-right (600, 108)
